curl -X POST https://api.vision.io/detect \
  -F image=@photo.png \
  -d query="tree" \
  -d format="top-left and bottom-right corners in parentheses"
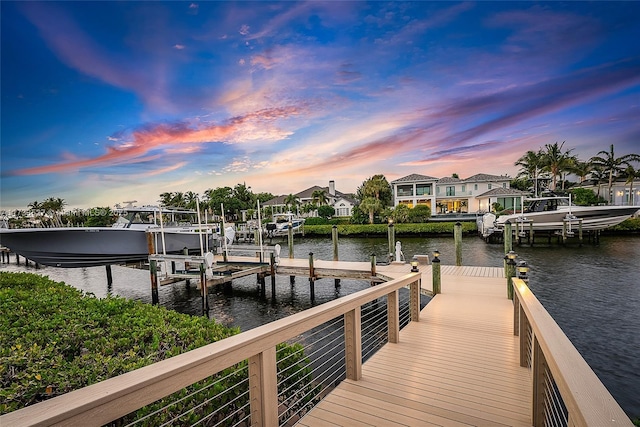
top-left (358, 197), bottom-right (382, 224)
top-left (408, 205), bottom-right (431, 223)
top-left (311, 190), bottom-right (328, 206)
top-left (624, 164), bottom-right (640, 205)
top-left (570, 188), bottom-right (601, 206)
top-left (540, 141), bottom-right (575, 191)
top-left (569, 160), bottom-right (593, 184)
top-left (515, 150), bottom-right (545, 196)
top-left (203, 187), bottom-right (233, 217)
top-left (317, 205), bottom-right (335, 219)
top-left (590, 144), bottom-right (640, 203)
top-left (184, 192), bottom-right (200, 210)
top-left (391, 204), bottom-right (410, 223)
top-left (284, 194), bottom-right (300, 212)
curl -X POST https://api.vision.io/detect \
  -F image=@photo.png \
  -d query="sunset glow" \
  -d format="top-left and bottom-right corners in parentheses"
top-left (2, 1), bottom-right (639, 210)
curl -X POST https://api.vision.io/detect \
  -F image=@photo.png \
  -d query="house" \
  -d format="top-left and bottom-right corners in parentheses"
top-left (263, 181), bottom-right (355, 217)
top-left (576, 178), bottom-right (640, 206)
top-left (392, 173), bottom-right (514, 214)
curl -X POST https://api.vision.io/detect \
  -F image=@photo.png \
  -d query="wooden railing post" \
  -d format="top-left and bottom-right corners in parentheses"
top-left (344, 308), bottom-right (362, 381)
top-left (519, 305), bottom-right (529, 368)
top-left (532, 336), bottom-right (545, 427)
top-left (432, 255), bottom-right (441, 295)
top-left (410, 277), bottom-right (420, 322)
top-left (387, 290), bottom-right (399, 343)
top-left (249, 347), bottom-right (278, 427)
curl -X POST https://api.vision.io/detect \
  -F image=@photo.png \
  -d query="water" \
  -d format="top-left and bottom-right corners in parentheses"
top-left (2, 234), bottom-right (639, 419)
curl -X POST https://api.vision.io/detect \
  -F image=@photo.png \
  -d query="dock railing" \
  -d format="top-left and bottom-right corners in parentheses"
top-left (1, 272), bottom-right (422, 427)
top-left (512, 278), bottom-right (632, 426)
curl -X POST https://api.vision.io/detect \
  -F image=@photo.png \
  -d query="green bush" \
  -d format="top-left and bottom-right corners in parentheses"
top-left (0, 273), bottom-right (313, 422)
top-left (303, 222), bottom-right (477, 236)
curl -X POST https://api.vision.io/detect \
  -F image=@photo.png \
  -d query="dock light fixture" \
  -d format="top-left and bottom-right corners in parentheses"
top-left (517, 260), bottom-right (529, 282)
top-left (410, 261), bottom-right (419, 272)
top-left (432, 250), bottom-right (440, 262)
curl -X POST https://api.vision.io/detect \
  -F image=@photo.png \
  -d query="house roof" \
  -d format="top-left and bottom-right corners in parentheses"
top-left (437, 176), bottom-right (462, 183)
top-left (463, 173), bottom-right (511, 182)
top-left (391, 174), bottom-right (439, 184)
top-left (476, 187), bottom-right (529, 198)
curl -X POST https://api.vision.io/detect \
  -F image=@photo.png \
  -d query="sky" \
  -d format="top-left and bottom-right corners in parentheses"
top-left (1, 1), bottom-right (640, 211)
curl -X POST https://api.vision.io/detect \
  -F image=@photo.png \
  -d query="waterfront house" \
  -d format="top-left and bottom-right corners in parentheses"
top-left (575, 177), bottom-right (640, 206)
top-left (392, 173), bottom-right (514, 214)
top-left (263, 180), bottom-right (355, 218)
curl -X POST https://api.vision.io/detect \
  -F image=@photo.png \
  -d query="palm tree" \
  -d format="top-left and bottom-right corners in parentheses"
top-left (284, 194), bottom-right (299, 212)
top-left (159, 192), bottom-right (174, 207)
top-left (624, 165), bottom-right (640, 205)
top-left (515, 150), bottom-right (544, 196)
top-left (359, 197), bottom-right (381, 224)
top-left (311, 189), bottom-right (328, 206)
top-left (569, 160), bottom-right (593, 184)
top-left (540, 141), bottom-right (575, 191)
top-left (184, 192), bottom-right (200, 210)
top-left (590, 144), bottom-right (640, 203)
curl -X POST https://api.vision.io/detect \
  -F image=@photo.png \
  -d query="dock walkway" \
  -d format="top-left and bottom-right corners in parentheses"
top-left (298, 266), bottom-right (532, 426)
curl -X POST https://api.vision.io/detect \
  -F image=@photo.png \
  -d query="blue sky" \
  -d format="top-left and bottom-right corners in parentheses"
top-left (2, 1), bottom-right (639, 210)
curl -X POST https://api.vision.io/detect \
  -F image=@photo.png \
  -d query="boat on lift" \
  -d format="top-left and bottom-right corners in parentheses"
top-left (480, 194), bottom-right (639, 238)
top-left (264, 212), bottom-right (305, 237)
top-left (0, 204), bottom-right (221, 268)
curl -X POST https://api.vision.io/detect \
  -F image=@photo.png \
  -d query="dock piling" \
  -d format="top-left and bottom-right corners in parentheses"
top-left (332, 225), bottom-right (340, 288)
top-left (149, 260), bottom-right (159, 305)
top-left (388, 221), bottom-right (395, 262)
top-left (503, 221), bottom-right (513, 276)
top-left (308, 252), bottom-right (315, 300)
top-left (270, 253), bottom-right (276, 299)
top-left (432, 251), bottom-right (441, 295)
top-left (454, 222), bottom-right (462, 266)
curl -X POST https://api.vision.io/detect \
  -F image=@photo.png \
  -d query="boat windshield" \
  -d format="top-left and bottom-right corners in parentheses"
top-left (524, 198), bottom-right (570, 213)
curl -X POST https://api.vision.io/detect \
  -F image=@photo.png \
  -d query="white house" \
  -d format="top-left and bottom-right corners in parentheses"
top-left (392, 173), bottom-right (513, 214)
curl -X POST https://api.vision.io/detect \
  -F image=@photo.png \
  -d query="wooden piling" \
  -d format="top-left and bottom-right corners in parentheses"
top-left (308, 252), bottom-right (315, 300)
top-left (270, 253), bottom-right (276, 298)
top-left (432, 255), bottom-right (441, 295)
top-left (200, 264), bottom-right (209, 313)
top-left (503, 221), bottom-right (512, 276)
top-left (454, 222), bottom-right (462, 266)
top-left (289, 226), bottom-right (295, 284)
top-left (387, 222), bottom-right (395, 261)
top-left (529, 222), bottom-right (535, 246)
top-left (105, 265), bottom-right (113, 288)
top-left (149, 260), bottom-right (159, 305)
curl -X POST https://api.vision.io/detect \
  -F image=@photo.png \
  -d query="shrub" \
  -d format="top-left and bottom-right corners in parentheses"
top-left (0, 273), bottom-right (312, 422)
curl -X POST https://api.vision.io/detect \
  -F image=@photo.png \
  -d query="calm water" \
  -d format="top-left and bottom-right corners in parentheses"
top-left (2, 234), bottom-right (639, 419)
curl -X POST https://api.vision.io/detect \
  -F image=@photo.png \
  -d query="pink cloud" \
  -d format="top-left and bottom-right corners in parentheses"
top-left (11, 105), bottom-right (307, 176)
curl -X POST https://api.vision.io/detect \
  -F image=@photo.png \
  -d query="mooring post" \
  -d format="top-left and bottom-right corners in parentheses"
top-left (503, 221), bottom-right (512, 276)
top-left (562, 220), bottom-right (568, 246)
top-left (370, 253), bottom-right (376, 286)
top-left (432, 251), bottom-right (441, 295)
top-left (270, 252), bottom-right (276, 298)
top-left (505, 251), bottom-right (517, 300)
top-left (149, 259), bottom-right (159, 305)
top-left (578, 219), bottom-right (583, 247)
top-left (288, 225), bottom-right (294, 258)
top-left (105, 264), bottom-right (113, 288)
top-left (529, 221), bottom-right (535, 246)
top-left (332, 225), bottom-right (340, 288)
top-left (16, 253), bottom-right (20, 265)
top-left (308, 252), bottom-right (315, 300)
top-left (454, 221), bottom-right (462, 266)
top-left (387, 220), bottom-right (395, 262)
top-left (200, 264), bottom-right (209, 313)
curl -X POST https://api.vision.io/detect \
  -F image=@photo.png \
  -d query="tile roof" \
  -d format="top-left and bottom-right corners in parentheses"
top-left (463, 173), bottom-right (511, 182)
top-left (391, 174), bottom-right (439, 183)
top-left (437, 176), bottom-right (462, 183)
top-left (476, 187), bottom-right (529, 198)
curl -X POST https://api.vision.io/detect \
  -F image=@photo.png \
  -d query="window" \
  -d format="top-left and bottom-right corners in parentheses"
top-left (461, 184), bottom-right (466, 193)
top-left (416, 184), bottom-right (431, 196)
top-left (397, 185), bottom-right (413, 197)
top-left (437, 187), bottom-right (441, 195)
top-left (446, 186), bottom-right (455, 196)
top-left (488, 184), bottom-right (492, 190)
top-left (474, 184), bottom-right (478, 191)
top-left (502, 183), bottom-right (506, 188)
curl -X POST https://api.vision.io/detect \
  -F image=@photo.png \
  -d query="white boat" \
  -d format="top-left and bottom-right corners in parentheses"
top-left (264, 212), bottom-right (305, 237)
top-left (0, 206), bottom-right (220, 268)
top-left (483, 194), bottom-right (639, 236)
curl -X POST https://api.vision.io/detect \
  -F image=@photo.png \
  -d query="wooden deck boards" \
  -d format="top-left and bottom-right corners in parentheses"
top-left (297, 267), bottom-right (532, 427)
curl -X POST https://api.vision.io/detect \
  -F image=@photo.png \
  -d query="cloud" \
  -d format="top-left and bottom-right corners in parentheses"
top-left (9, 105), bottom-right (309, 176)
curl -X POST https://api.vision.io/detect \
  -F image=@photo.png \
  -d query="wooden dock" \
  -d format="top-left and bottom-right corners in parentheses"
top-left (297, 266), bottom-right (533, 426)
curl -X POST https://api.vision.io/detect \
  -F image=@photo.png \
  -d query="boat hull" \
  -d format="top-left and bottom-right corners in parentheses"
top-left (494, 206), bottom-right (640, 232)
top-left (0, 227), bottom-right (211, 268)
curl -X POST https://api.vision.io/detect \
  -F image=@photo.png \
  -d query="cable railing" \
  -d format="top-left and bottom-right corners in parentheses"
top-left (1, 272), bottom-right (422, 427)
top-left (512, 278), bottom-right (631, 427)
